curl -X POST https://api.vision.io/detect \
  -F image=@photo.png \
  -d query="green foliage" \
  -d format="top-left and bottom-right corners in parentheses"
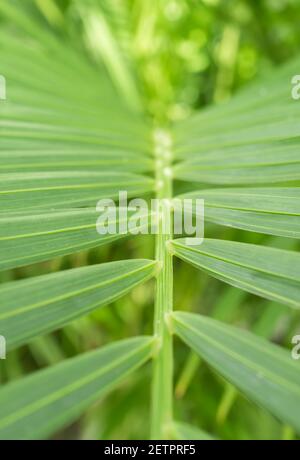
top-left (0, 259), bottom-right (158, 350)
top-left (177, 188), bottom-right (300, 238)
top-left (172, 311), bottom-right (300, 432)
top-left (0, 337), bottom-right (155, 440)
top-left (0, 0), bottom-right (300, 441)
top-left (170, 239), bottom-right (300, 308)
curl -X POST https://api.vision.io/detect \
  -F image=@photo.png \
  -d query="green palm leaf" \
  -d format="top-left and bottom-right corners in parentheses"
top-left (174, 143), bottom-right (300, 185)
top-left (0, 150), bottom-right (152, 173)
top-left (0, 208), bottom-right (151, 271)
top-left (0, 172), bottom-right (154, 212)
top-left (0, 337), bottom-right (155, 440)
top-left (176, 188), bottom-right (300, 238)
top-left (1, 0), bottom-right (300, 441)
top-left (169, 238), bottom-right (300, 308)
top-left (0, 259), bottom-right (158, 350)
top-left (172, 312), bottom-right (300, 433)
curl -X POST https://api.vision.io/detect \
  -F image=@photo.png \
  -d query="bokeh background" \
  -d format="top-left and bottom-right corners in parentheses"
top-left (1, 0), bottom-right (300, 440)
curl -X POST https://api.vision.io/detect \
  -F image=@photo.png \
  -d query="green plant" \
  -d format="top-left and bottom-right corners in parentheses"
top-left (0, 0), bottom-right (300, 440)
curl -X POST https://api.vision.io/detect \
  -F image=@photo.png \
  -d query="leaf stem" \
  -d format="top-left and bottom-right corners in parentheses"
top-left (151, 129), bottom-right (174, 439)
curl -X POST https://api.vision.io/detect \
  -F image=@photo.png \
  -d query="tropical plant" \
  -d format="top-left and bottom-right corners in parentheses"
top-left (0, 0), bottom-right (299, 440)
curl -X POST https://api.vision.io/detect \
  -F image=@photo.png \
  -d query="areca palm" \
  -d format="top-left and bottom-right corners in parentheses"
top-left (0, 0), bottom-right (299, 440)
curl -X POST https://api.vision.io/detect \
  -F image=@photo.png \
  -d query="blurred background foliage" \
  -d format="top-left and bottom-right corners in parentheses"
top-left (1, 0), bottom-right (300, 440)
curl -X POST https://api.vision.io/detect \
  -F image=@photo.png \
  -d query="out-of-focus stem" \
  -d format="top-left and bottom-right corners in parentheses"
top-left (151, 129), bottom-right (174, 439)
